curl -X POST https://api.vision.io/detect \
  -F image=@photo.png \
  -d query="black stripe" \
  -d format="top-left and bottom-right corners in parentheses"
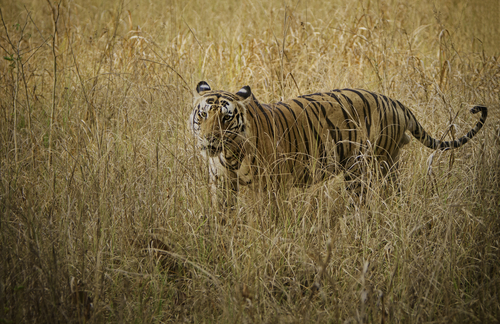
top-left (351, 89), bottom-right (372, 137)
top-left (279, 101), bottom-right (300, 154)
top-left (275, 103), bottom-right (294, 155)
top-left (340, 93), bottom-right (358, 154)
top-left (255, 101), bottom-right (275, 139)
top-left (327, 91), bottom-right (353, 147)
top-left (378, 94), bottom-right (391, 152)
top-left (303, 104), bottom-right (325, 163)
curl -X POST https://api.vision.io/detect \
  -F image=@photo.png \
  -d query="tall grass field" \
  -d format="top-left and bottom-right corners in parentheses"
top-left (0, 0), bottom-right (499, 322)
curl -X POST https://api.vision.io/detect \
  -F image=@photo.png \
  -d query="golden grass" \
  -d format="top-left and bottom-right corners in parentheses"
top-left (0, 0), bottom-right (499, 322)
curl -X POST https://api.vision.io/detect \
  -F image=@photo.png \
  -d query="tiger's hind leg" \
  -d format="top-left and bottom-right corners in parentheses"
top-left (342, 133), bottom-right (411, 201)
top-left (379, 133), bottom-right (411, 194)
top-left (341, 143), bottom-right (378, 196)
top-left (342, 157), bottom-right (372, 203)
top-left (343, 161), bottom-right (395, 204)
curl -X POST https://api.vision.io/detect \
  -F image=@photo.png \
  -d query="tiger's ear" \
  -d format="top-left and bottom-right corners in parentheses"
top-left (236, 85), bottom-right (252, 100)
top-left (196, 81), bottom-right (211, 94)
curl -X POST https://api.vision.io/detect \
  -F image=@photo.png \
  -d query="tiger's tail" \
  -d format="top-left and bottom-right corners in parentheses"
top-left (409, 105), bottom-right (488, 150)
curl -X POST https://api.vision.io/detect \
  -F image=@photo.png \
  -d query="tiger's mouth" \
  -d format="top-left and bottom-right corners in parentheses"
top-left (200, 143), bottom-right (222, 157)
top-left (199, 132), bottom-right (238, 157)
top-left (206, 144), bottom-right (222, 156)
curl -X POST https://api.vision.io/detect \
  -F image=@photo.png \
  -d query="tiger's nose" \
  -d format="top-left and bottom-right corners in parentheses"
top-left (206, 134), bottom-right (220, 144)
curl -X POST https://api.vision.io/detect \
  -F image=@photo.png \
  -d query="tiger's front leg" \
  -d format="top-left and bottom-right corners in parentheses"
top-left (209, 166), bottom-right (238, 213)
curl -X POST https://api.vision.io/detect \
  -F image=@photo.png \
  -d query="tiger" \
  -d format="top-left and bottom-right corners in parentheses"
top-left (189, 81), bottom-right (487, 208)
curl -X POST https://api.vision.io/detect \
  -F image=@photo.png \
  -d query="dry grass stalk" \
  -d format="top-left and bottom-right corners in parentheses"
top-left (0, 0), bottom-right (498, 323)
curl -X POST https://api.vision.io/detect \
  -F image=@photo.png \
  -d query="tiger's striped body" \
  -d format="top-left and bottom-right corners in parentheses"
top-left (189, 81), bottom-right (487, 204)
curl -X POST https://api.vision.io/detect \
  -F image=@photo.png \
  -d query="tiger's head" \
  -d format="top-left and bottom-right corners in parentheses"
top-left (189, 81), bottom-right (253, 158)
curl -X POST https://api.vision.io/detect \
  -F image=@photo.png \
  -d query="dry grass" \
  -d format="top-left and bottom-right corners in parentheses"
top-left (0, 0), bottom-right (499, 323)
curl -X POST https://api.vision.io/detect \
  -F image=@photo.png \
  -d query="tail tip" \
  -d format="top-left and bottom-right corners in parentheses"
top-left (470, 105), bottom-right (487, 114)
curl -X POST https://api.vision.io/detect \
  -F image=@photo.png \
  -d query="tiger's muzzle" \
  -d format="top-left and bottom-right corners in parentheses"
top-left (200, 135), bottom-right (223, 157)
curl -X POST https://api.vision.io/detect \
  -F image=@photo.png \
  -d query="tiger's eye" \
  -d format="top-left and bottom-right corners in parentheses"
top-left (199, 111), bottom-right (207, 118)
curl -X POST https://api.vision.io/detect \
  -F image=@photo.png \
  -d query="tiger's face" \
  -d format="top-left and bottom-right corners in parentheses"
top-left (190, 81), bottom-right (252, 158)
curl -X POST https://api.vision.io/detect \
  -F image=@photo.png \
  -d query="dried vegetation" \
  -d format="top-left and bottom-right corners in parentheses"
top-left (0, 0), bottom-right (499, 322)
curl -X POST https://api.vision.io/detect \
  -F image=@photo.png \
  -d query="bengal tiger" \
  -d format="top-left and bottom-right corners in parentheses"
top-left (189, 81), bottom-right (487, 207)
